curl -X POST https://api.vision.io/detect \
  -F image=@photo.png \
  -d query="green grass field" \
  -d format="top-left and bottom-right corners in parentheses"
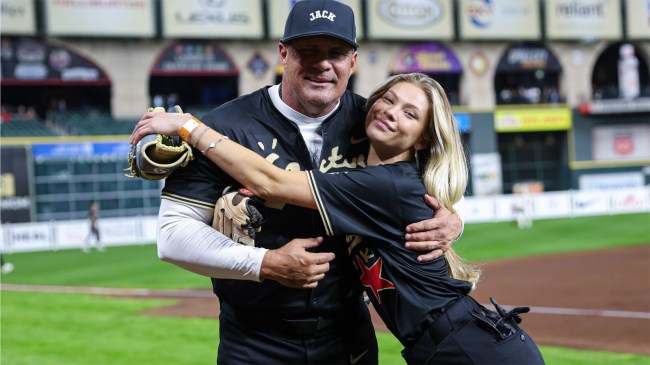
top-left (2, 213), bottom-right (649, 365)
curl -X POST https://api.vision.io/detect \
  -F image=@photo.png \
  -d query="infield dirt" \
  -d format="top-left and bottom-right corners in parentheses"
top-left (143, 244), bottom-right (650, 355)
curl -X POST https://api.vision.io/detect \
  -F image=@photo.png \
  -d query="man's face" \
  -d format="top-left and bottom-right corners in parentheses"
top-left (280, 36), bottom-right (357, 117)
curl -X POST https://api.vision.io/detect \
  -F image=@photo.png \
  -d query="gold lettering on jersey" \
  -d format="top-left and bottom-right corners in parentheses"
top-left (320, 146), bottom-right (367, 173)
top-left (256, 138), bottom-right (306, 210)
top-left (358, 247), bottom-right (375, 263)
top-left (255, 140), bottom-right (366, 209)
top-left (346, 234), bottom-right (363, 254)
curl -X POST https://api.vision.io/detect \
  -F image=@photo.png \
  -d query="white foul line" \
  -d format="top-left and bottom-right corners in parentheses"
top-left (2, 284), bottom-right (649, 320)
top-left (482, 303), bottom-right (650, 320)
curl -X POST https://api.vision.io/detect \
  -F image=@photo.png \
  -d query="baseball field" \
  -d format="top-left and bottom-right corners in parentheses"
top-left (1, 212), bottom-right (649, 365)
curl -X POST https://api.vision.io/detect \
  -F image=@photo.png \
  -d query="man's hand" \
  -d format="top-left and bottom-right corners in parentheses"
top-left (405, 195), bottom-right (463, 262)
top-left (260, 237), bottom-right (335, 289)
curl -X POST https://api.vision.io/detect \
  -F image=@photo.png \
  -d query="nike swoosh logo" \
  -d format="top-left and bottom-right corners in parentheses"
top-left (350, 349), bottom-right (369, 364)
top-left (350, 136), bottom-right (368, 145)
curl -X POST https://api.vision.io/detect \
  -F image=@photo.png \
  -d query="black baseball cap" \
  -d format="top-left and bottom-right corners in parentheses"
top-left (281, 0), bottom-right (359, 49)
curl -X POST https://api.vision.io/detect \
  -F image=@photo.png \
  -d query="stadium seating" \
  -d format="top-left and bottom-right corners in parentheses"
top-left (50, 110), bottom-right (137, 136)
top-left (0, 118), bottom-right (59, 137)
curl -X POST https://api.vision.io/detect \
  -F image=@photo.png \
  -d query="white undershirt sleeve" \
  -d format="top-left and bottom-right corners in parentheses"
top-left (156, 199), bottom-right (268, 281)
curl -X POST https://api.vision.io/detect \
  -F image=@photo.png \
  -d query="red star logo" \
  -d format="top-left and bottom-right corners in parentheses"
top-left (356, 255), bottom-right (395, 303)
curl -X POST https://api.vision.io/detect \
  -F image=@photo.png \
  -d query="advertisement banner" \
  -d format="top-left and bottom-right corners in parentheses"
top-left (391, 43), bottom-right (462, 74)
top-left (2, 222), bottom-right (52, 253)
top-left (579, 172), bottom-right (645, 190)
top-left (610, 188), bottom-right (649, 213)
top-left (494, 195), bottom-right (519, 221)
top-left (44, 0), bottom-right (155, 37)
top-left (494, 108), bottom-right (572, 132)
top-left (458, 0), bottom-right (540, 40)
top-left (463, 197), bottom-right (495, 223)
top-left (162, 0), bottom-right (263, 39)
top-left (471, 153), bottom-right (503, 196)
top-left (151, 42), bottom-right (239, 76)
top-left (268, 0), bottom-right (363, 40)
top-left (532, 192), bottom-right (572, 219)
top-left (55, 220), bottom-right (88, 249)
top-left (545, 0), bottom-right (622, 40)
top-left (1, 0), bottom-right (36, 35)
top-left (497, 44), bottom-right (562, 72)
top-left (572, 191), bottom-right (610, 216)
top-left (625, 0), bottom-right (650, 40)
top-left (0, 146), bottom-right (32, 223)
top-left (1, 38), bottom-right (110, 85)
top-left (366, 0), bottom-right (454, 40)
top-left (32, 142), bottom-right (131, 162)
top-left (97, 217), bottom-right (139, 245)
top-left (592, 124), bottom-right (650, 162)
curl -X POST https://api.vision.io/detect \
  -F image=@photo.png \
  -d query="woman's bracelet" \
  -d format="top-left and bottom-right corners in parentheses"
top-left (191, 126), bottom-right (209, 148)
top-left (201, 136), bottom-right (230, 157)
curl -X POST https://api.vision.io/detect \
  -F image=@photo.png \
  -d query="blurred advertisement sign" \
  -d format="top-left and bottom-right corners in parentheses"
top-left (151, 42), bottom-right (239, 76)
top-left (1, 38), bottom-right (109, 85)
top-left (162, 0), bottom-right (263, 39)
top-left (624, 0), bottom-right (650, 40)
top-left (32, 142), bottom-right (131, 162)
top-left (366, 0), bottom-right (453, 40)
top-left (454, 113), bottom-right (471, 133)
top-left (578, 97), bottom-right (650, 115)
top-left (471, 153), bottom-right (503, 196)
top-left (463, 197), bottom-right (494, 222)
top-left (494, 108), bottom-right (572, 132)
top-left (572, 191), bottom-right (610, 216)
top-left (44, 0), bottom-right (155, 37)
top-left (0, 146), bottom-right (32, 223)
top-left (1, 0), bottom-right (36, 35)
top-left (268, 0), bottom-right (363, 40)
top-left (610, 188), bottom-right (649, 213)
top-left (2, 223), bottom-right (51, 253)
top-left (391, 43), bottom-right (462, 74)
top-left (579, 172), bottom-right (645, 190)
top-left (458, 0), bottom-right (540, 40)
top-left (497, 44), bottom-right (562, 72)
top-left (592, 124), bottom-right (650, 162)
top-left (545, 0), bottom-right (622, 40)
top-left (532, 192), bottom-right (572, 219)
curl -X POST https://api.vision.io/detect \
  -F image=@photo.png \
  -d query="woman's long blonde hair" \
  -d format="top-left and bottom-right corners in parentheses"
top-left (366, 73), bottom-right (481, 286)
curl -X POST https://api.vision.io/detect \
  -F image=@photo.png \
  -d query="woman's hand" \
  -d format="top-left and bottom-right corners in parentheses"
top-left (130, 111), bottom-right (192, 145)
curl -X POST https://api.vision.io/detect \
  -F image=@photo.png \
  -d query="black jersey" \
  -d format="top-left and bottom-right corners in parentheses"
top-left (307, 161), bottom-right (473, 345)
top-left (162, 87), bottom-right (369, 318)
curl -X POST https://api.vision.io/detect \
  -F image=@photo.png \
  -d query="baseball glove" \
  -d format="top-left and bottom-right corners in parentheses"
top-left (213, 187), bottom-right (265, 246)
top-left (125, 106), bottom-right (194, 180)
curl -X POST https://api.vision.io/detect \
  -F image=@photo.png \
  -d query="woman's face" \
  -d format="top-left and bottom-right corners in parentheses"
top-left (365, 82), bottom-right (429, 161)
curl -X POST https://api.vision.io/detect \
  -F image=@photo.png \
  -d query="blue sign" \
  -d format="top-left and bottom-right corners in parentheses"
top-left (454, 113), bottom-right (472, 133)
top-left (32, 142), bottom-right (131, 161)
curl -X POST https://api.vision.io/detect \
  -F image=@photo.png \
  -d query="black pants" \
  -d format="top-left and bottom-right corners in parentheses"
top-left (217, 300), bottom-right (378, 365)
top-left (402, 296), bottom-right (545, 365)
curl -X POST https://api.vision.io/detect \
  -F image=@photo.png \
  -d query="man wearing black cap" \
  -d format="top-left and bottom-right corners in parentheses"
top-left (149, 1), bottom-right (463, 363)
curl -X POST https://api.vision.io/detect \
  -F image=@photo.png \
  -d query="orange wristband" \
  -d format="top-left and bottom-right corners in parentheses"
top-left (179, 117), bottom-right (202, 142)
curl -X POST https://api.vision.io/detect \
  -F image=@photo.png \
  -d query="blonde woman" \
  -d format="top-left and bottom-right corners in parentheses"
top-left (131, 73), bottom-right (544, 364)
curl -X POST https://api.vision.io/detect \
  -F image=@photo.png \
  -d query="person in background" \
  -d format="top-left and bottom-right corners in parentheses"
top-left (82, 201), bottom-right (103, 253)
